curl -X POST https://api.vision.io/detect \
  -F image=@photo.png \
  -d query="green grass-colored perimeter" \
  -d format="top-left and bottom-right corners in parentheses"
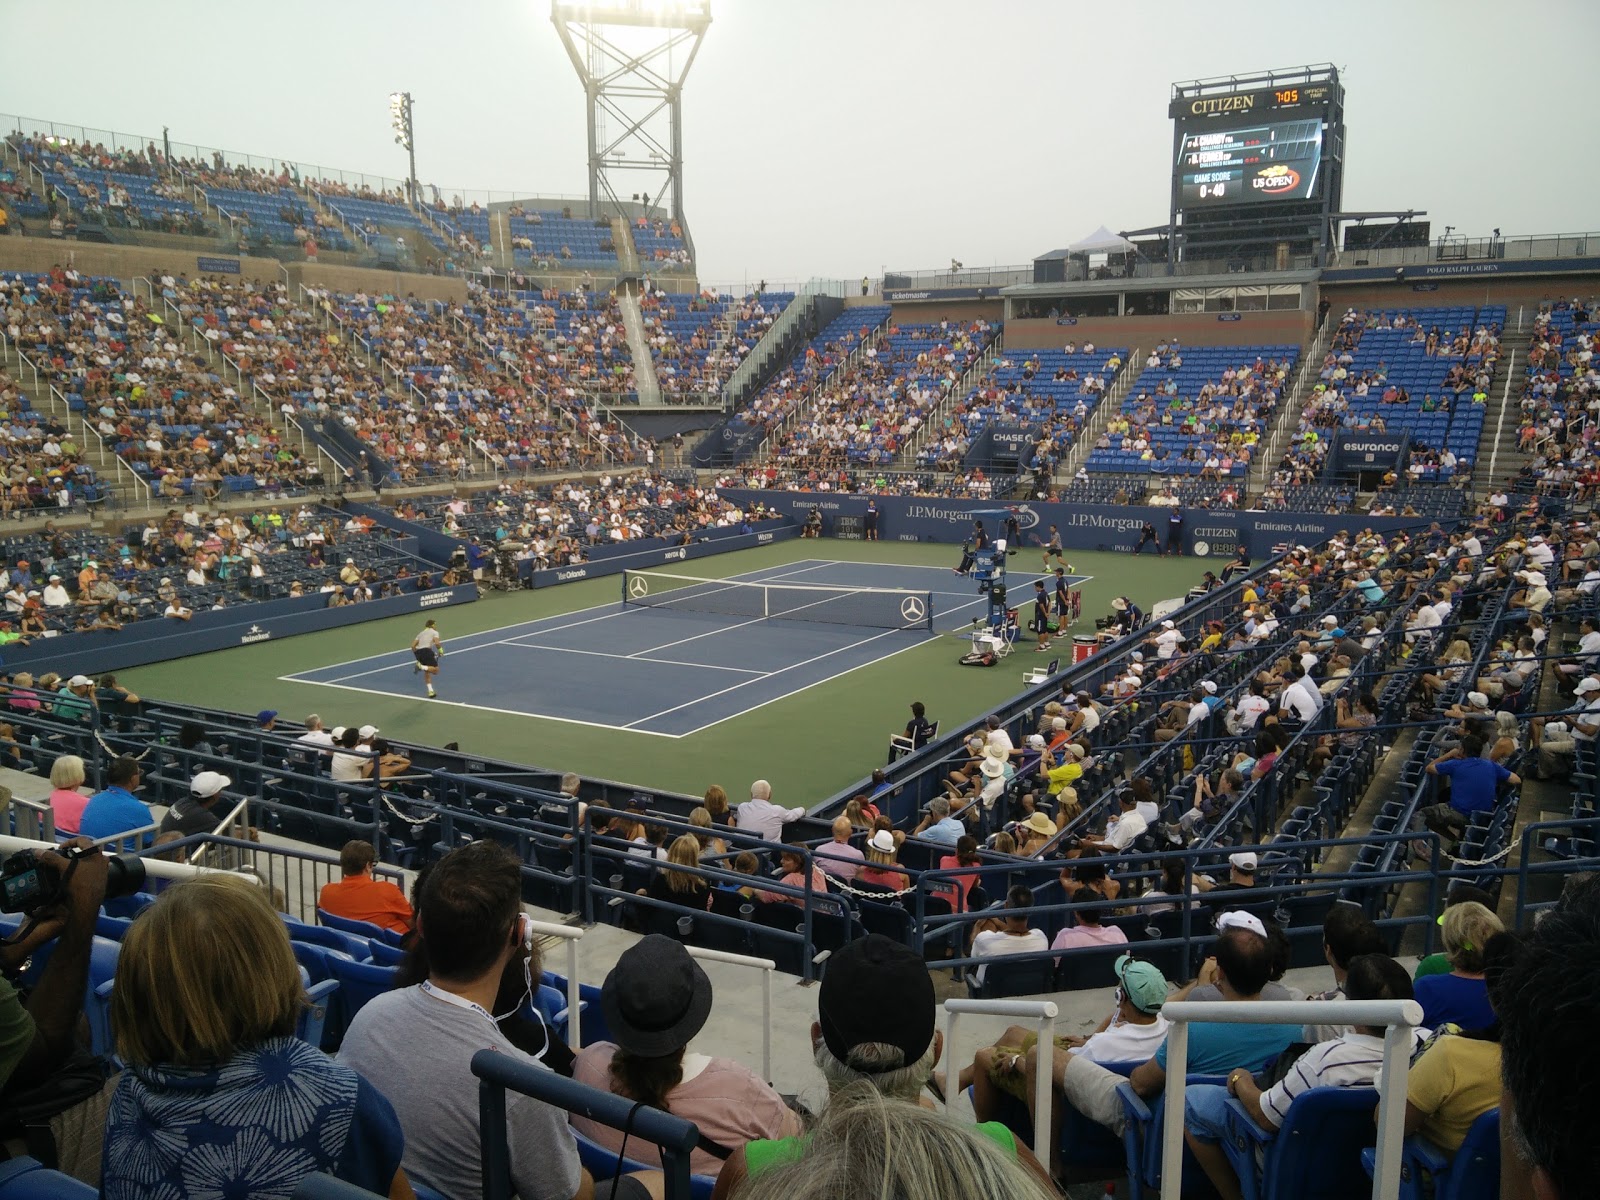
top-left (116, 540), bottom-right (1202, 805)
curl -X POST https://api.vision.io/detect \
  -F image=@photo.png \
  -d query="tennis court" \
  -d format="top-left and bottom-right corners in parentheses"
top-left (281, 559), bottom-right (1089, 737)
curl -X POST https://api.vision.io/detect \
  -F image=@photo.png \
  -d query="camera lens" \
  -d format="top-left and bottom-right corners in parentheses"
top-left (104, 854), bottom-right (147, 902)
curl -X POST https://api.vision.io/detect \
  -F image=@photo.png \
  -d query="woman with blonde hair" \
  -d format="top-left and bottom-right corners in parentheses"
top-left (47, 754), bottom-right (90, 835)
top-left (1413, 900), bottom-right (1503, 1031)
top-left (640, 833), bottom-right (711, 910)
top-left (102, 874), bottom-right (411, 1199)
top-left (686, 806), bottom-right (726, 855)
top-left (1419, 638), bottom-right (1472, 703)
top-left (730, 1082), bottom-right (1057, 1200)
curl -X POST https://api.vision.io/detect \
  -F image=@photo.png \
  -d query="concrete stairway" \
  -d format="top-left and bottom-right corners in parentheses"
top-left (0, 340), bottom-right (145, 508)
top-left (1054, 347), bottom-right (1142, 483)
top-left (616, 281), bottom-right (662, 405)
top-left (1246, 319), bottom-right (1334, 497)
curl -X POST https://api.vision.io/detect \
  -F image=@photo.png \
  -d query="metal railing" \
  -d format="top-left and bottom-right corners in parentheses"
top-left (1330, 230), bottom-right (1600, 270)
top-left (942, 998), bottom-right (1057, 1160)
top-left (1157, 998), bottom-right (1421, 1200)
top-left (686, 946), bottom-right (777, 1081)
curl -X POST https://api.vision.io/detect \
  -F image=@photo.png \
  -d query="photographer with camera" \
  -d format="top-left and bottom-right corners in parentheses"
top-left (0, 840), bottom-right (110, 1092)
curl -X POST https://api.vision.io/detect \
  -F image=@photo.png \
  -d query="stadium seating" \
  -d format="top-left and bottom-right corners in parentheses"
top-left (643, 289), bottom-right (793, 401)
top-left (925, 347), bottom-right (1127, 473)
top-left (767, 319), bottom-right (999, 469)
top-left (1085, 344), bottom-right (1296, 476)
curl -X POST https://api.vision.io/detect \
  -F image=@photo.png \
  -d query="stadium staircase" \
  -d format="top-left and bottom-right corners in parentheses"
top-left (1053, 345), bottom-right (1142, 485)
top-left (0, 333), bottom-right (149, 508)
top-left (615, 281), bottom-right (663, 406)
top-left (750, 307), bottom-right (894, 464)
top-left (895, 334), bottom-right (1003, 468)
top-left (614, 216), bottom-right (642, 278)
top-left (1474, 300), bottom-right (1542, 491)
top-left (1246, 320), bottom-right (1334, 498)
top-left (717, 292), bottom-right (817, 415)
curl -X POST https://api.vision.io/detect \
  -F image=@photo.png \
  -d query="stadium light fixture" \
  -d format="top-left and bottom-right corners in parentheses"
top-left (388, 91), bottom-right (419, 209)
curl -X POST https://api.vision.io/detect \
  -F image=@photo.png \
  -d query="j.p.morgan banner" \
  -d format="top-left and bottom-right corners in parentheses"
top-left (715, 490), bottom-right (1431, 559)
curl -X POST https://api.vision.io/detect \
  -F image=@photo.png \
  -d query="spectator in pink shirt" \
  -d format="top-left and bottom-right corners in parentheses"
top-left (814, 816), bottom-right (864, 882)
top-left (48, 754), bottom-right (91, 834)
top-left (1051, 881), bottom-right (1130, 962)
top-left (758, 848), bottom-right (829, 907)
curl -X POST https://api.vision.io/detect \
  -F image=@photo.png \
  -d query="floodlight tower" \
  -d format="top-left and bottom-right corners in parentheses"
top-left (550, 0), bottom-right (711, 225)
top-left (388, 91), bottom-right (418, 208)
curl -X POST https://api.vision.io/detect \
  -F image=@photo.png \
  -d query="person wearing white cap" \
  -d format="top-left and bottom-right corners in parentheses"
top-left (1146, 619), bottom-right (1184, 661)
top-left (1511, 570), bottom-right (1552, 615)
top-left (159, 771), bottom-right (233, 838)
top-left (1524, 534), bottom-right (1556, 568)
top-left (52, 675), bottom-right (98, 723)
top-left (40, 575), bottom-right (69, 608)
top-left (1535, 677), bottom-right (1600, 778)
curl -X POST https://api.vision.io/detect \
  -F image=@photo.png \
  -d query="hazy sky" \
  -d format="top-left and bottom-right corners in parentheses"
top-left (7, 0), bottom-right (1599, 286)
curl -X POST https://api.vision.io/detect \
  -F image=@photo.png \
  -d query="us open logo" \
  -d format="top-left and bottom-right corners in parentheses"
top-left (1251, 165), bottom-right (1301, 193)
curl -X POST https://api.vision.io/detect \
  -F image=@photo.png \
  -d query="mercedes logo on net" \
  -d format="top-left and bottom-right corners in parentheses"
top-left (900, 595), bottom-right (926, 623)
top-left (628, 576), bottom-right (650, 598)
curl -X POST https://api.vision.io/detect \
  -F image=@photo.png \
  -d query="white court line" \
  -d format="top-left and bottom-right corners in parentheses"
top-left (627, 588), bottom-right (992, 739)
top-left (279, 557), bottom-right (994, 736)
top-left (502, 642), bottom-right (768, 675)
top-left (280, 678), bottom-right (683, 738)
top-left (282, 558), bottom-right (840, 684)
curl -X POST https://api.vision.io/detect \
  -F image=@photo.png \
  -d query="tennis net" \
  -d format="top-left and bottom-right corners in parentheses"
top-left (620, 570), bottom-right (935, 632)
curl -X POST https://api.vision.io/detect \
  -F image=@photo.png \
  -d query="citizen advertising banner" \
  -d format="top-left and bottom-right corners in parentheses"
top-left (716, 490), bottom-right (1428, 559)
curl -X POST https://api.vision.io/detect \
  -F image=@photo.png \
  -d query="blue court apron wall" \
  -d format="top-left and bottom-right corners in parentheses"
top-left (714, 489), bottom-right (1437, 560)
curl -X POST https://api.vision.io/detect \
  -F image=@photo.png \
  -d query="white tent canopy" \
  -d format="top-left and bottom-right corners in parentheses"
top-left (1067, 226), bottom-right (1135, 255)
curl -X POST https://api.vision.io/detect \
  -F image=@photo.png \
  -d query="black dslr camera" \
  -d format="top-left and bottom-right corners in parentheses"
top-left (0, 845), bottom-right (145, 916)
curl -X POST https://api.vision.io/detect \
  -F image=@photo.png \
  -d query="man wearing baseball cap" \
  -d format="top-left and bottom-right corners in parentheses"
top-left (158, 771), bottom-right (232, 839)
top-left (715, 934), bottom-right (1052, 1194)
top-left (1535, 675), bottom-right (1600, 779)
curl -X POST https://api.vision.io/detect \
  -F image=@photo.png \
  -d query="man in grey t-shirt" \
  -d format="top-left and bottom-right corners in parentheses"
top-left (341, 843), bottom-right (638, 1200)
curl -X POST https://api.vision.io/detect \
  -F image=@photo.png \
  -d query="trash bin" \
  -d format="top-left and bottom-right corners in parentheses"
top-left (1072, 634), bottom-right (1097, 664)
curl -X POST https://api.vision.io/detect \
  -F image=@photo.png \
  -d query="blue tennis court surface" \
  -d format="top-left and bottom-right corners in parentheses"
top-left (281, 559), bottom-right (1088, 737)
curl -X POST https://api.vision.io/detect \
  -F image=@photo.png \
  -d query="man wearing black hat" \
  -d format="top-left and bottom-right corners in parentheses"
top-left (711, 934), bottom-right (1052, 1197)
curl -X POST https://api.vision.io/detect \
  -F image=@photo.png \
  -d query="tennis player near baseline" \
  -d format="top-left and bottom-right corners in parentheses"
top-left (411, 618), bottom-right (443, 699)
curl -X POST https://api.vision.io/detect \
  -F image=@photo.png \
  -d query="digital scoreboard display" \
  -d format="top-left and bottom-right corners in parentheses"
top-left (1176, 118), bottom-right (1324, 206)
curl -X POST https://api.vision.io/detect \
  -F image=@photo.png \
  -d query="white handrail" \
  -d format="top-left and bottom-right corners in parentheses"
top-left (942, 997), bottom-right (1058, 1162)
top-left (526, 918), bottom-right (585, 1051)
top-left (0, 833), bottom-right (230, 883)
top-left (1486, 348), bottom-right (1519, 484)
top-left (1157, 999), bottom-right (1422, 1200)
top-left (687, 946), bottom-right (777, 1083)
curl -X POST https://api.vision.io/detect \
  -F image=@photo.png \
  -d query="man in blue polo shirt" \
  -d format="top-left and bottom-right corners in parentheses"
top-left (1419, 734), bottom-right (1516, 851)
top-left (78, 756), bottom-right (152, 849)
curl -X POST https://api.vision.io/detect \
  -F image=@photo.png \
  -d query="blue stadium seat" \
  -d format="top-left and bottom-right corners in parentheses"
top-left (1222, 1087), bottom-right (1378, 1200)
top-left (0, 1156), bottom-right (96, 1198)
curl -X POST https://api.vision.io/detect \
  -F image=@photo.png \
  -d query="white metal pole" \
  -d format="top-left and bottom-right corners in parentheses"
top-left (1159, 1020), bottom-right (1189, 1200)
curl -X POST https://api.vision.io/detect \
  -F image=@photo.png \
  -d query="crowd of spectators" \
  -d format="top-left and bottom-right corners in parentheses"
top-left (642, 287), bottom-right (791, 401)
top-left (3, 268), bottom-right (323, 496)
top-left (763, 319), bottom-right (998, 471)
top-left (393, 471), bottom-right (758, 560)
top-left (0, 502), bottom-right (434, 638)
top-left (1085, 341), bottom-right (1293, 477)
top-left (924, 345), bottom-right (1125, 475)
top-left (1512, 298), bottom-right (1599, 496)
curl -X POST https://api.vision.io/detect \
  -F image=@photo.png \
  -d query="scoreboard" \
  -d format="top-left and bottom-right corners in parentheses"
top-left (1177, 118), bottom-right (1324, 206)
